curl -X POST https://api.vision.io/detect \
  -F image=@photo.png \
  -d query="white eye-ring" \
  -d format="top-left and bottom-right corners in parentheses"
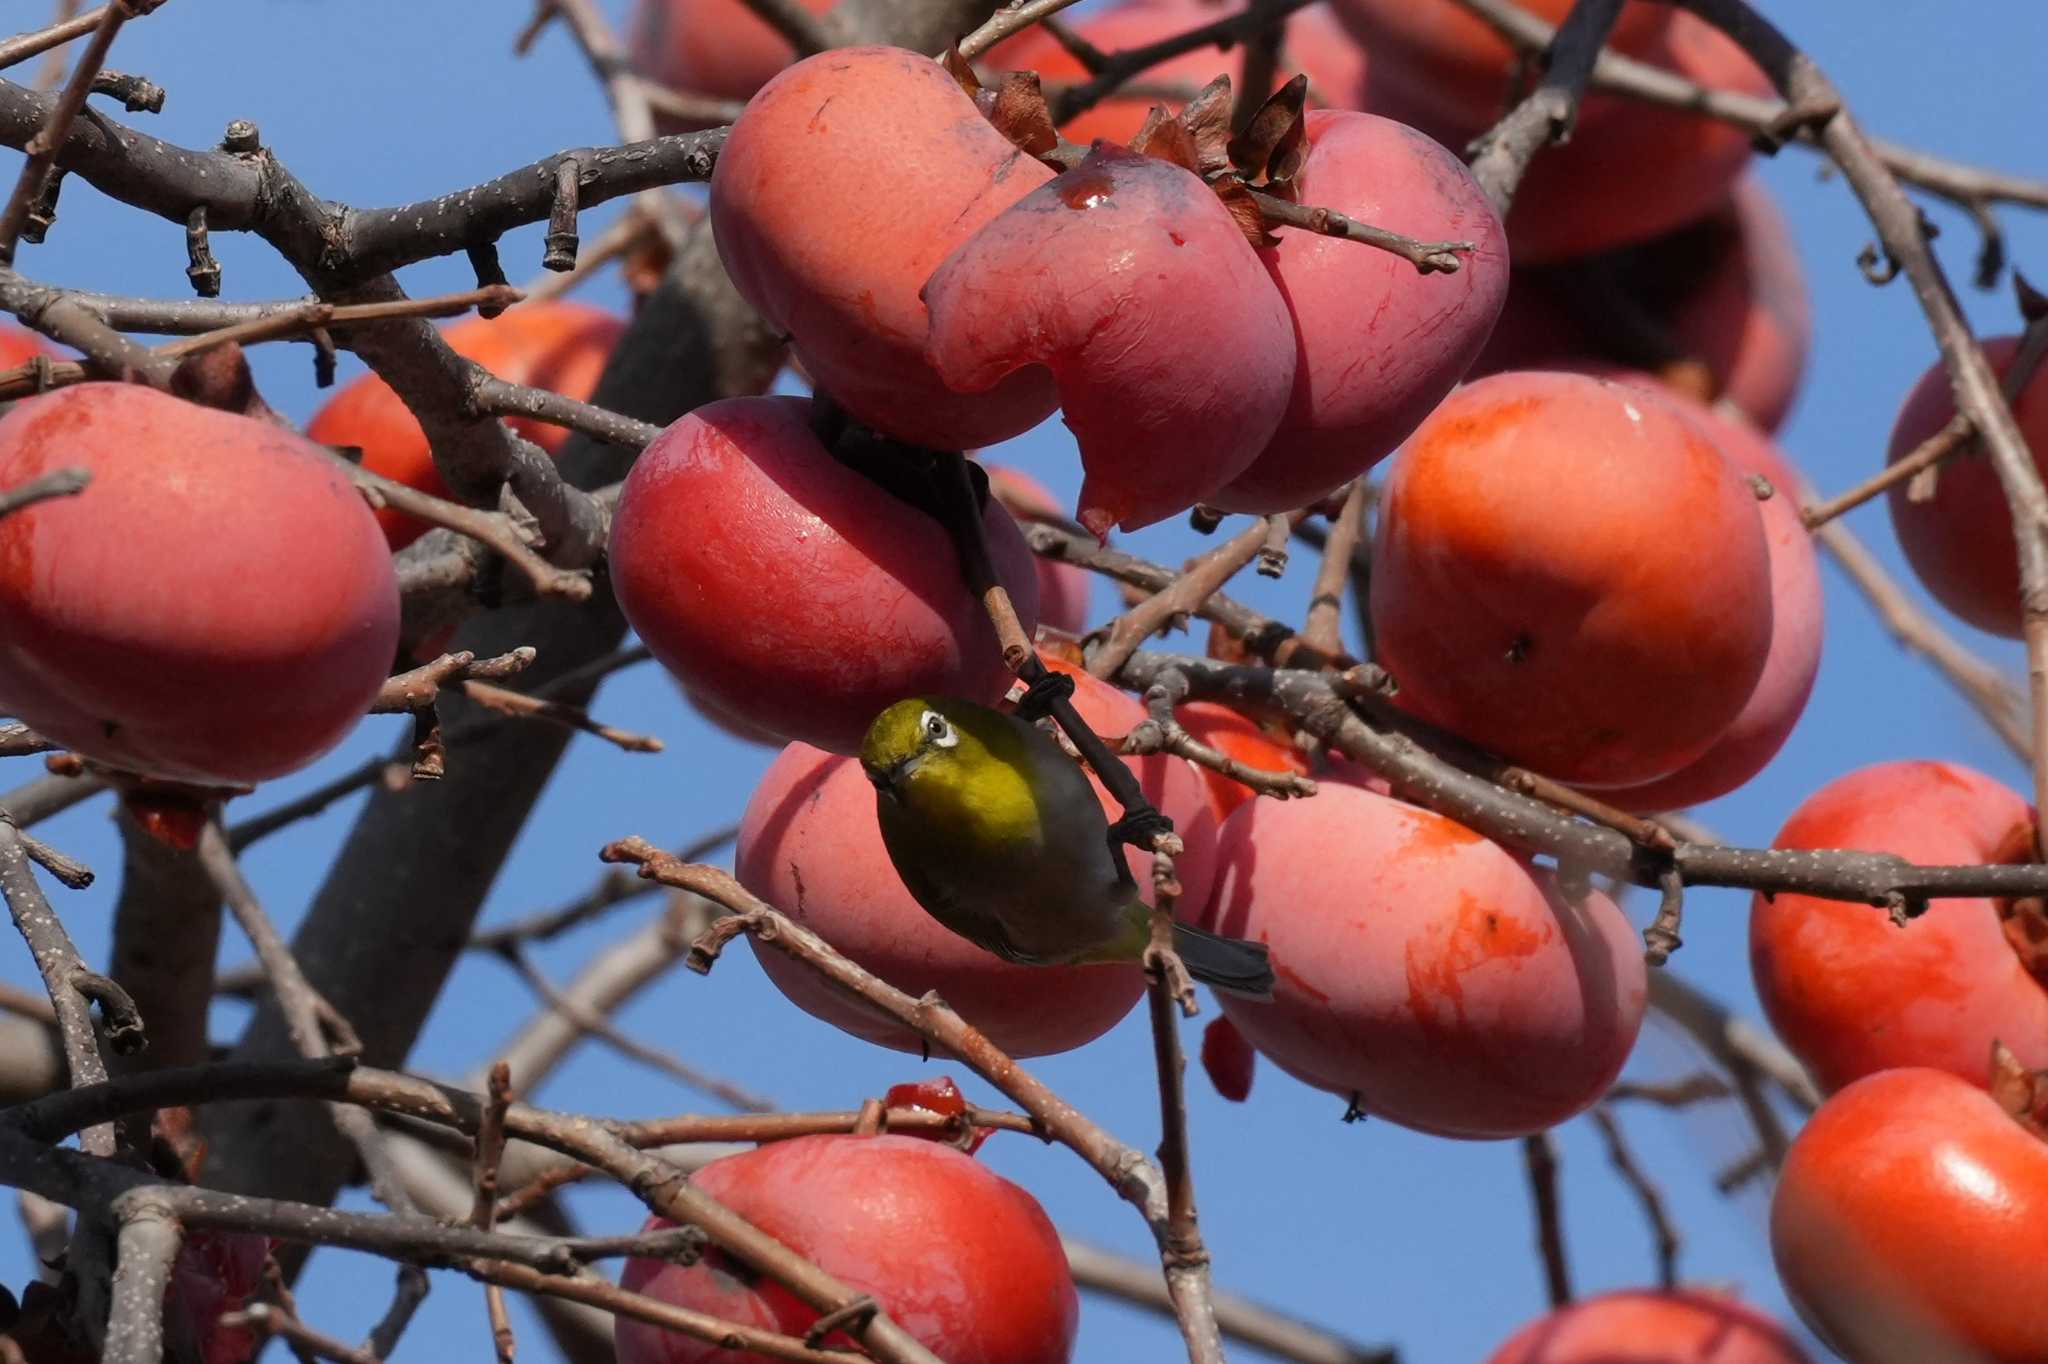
top-left (921, 709), bottom-right (958, 749)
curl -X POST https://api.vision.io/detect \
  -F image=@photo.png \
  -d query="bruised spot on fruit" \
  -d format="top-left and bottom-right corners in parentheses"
top-left (1505, 633), bottom-right (1532, 664)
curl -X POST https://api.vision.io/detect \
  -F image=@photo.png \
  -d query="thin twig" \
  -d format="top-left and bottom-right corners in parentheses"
top-left (0, 0), bottom-right (148, 261)
top-left (1248, 191), bottom-right (1472, 274)
top-left (0, 1), bottom-right (98, 75)
top-left (1301, 483), bottom-right (1365, 658)
top-left (1800, 313), bottom-right (2048, 530)
top-left (1464, 0), bottom-right (1623, 216)
top-left (1521, 1131), bottom-right (1571, 1307)
top-left (471, 1063), bottom-right (517, 1364)
top-left (1588, 1106), bottom-right (1679, 1290)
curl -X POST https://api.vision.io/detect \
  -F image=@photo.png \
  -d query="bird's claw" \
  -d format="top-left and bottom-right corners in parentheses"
top-left (1109, 806), bottom-right (1178, 856)
top-left (1012, 668), bottom-right (1076, 723)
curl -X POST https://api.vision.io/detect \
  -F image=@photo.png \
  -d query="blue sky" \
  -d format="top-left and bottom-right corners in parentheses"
top-left (4, 3), bottom-right (2047, 1360)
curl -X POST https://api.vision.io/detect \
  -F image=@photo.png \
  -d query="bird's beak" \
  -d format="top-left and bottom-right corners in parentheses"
top-left (863, 756), bottom-right (916, 803)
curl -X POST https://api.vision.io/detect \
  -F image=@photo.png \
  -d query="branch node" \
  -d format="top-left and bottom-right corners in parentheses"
top-left (543, 158), bottom-right (581, 272)
top-left (20, 168), bottom-right (62, 245)
top-left (220, 119), bottom-right (261, 154)
top-left (184, 205), bottom-right (220, 298)
top-left (466, 242), bottom-right (513, 317)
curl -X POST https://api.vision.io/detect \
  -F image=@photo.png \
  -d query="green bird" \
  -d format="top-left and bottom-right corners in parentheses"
top-left (859, 696), bottom-right (1275, 998)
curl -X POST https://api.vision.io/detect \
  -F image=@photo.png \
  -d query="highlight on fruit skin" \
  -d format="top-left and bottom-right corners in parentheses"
top-left (1772, 1063), bottom-right (2048, 1364)
top-left (0, 382), bottom-right (399, 789)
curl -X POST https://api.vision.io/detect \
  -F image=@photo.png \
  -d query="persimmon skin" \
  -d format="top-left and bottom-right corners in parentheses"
top-left (626, 0), bottom-right (838, 107)
top-left (1335, 0), bottom-right (1768, 261)
top-left (985, 465), bottom-right (1091, 635)
top-left (735, 742), bottom-right (1148, 1057)
top-left (305, 302), bottom-right (625, 548)
top-left (608, 397), bottom-right (1040, 756)
top-left (1749, 760), bottom-right (2048, 1093)
top-left (1772, 1067), bottom-right (2048, 1363)
top-left (167, 1230), bottom-right (271, 1364)
top-left (1210, 110), bottom-right (1508, 513)
top-left (710, 47), bottom-right (1058, 451)
top-left (1200, 784), bottom-right (1646, 1138)
top-left (1472, 177), bottom-right (1812, 434)
top-left (923, 145), bottom-right (1295, 535)
top-left (1176, 700), bottom-right (1310, 822)
top-left (1330, 0), bottom-right (1670, 140)
top-left (1370, 371), bottom-right (1775, 787)
top-left (989, 0), bottom-right (1367, 147)
top-left (1484, 1289), bottom-right (1812, 1363)
top-left (618, 1135), bottom-right (1078, 1364)
top-left (1886, 335), bottom-right (2048, 638)
top-left (1600, 395), bottom-right (1823, 811)
top-left (0, 384), bottom-right (399, 787)
top-left (0, 322), bottom-right (52, 370)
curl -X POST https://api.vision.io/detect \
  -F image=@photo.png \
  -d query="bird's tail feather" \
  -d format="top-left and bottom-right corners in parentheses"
top-left (1171, 923), bottom-right (1275, 1001)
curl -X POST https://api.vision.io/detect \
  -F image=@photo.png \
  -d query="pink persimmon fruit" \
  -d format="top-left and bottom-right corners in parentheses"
top-left (1211, 109), bottom-right (1509, 513)
top-left (710, 46), bottom-right (1059, 450)
top-left (1484, 1288), bottom-right (1812, 1363)
top-left (608, 397), bottom-right (1040, 756)
top-left (0, 384), bottom-right (399, 788)
top-left (924, 144), bottom-right (1295, 534)
top-left (989, 0), bottom-right (1368, 147)
top-left (984, 465), bottom-right (1092, 635)
top-left (626, 0), bottom-right (839, 107)
top-left (1201, 783), bottom-right (1647, 1137)
top-left (736, 741), bottom-right (1148, 1057)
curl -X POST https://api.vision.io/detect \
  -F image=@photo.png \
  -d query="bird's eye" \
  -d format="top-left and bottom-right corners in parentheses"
top-left (920, 709), bottom-right (958, 748)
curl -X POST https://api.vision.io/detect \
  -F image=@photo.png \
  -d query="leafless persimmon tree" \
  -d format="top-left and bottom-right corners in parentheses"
top-left (0, 1), bottom-right (2042, 1362)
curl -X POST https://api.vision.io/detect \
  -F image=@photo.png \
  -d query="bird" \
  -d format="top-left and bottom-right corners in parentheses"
top-left (859, 695), bottom-right (1275, 999)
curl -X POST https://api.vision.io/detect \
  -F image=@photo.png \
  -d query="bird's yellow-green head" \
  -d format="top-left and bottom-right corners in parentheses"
top-left (860, 697), bottom-right (974, 803)
top-left (859, 696), bottom-right (1037, 805)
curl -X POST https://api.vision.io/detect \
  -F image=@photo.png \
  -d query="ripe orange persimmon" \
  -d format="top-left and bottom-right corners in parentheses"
top-left (305, 301), bottom-right (624, 548)
top-left (1750, 760), bottom-right (2048, 1092)
top-left (618, 1134), bottom-right (1077, 1363)
top-left (1370, 371), bottom-right (1774, 787)
top-left (1773, 1065), bottom-right (2048, 1362)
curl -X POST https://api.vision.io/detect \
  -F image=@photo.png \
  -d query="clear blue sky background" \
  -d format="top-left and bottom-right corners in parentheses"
top-left (3, 3), bottom-right (2045, 1360)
